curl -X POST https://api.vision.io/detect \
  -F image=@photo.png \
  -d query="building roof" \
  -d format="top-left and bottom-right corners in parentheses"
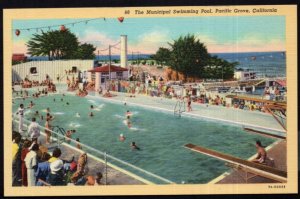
top-left (88, 65), bottom-right (128, 73)
top-left (12, 53), bottom-right (27, 62)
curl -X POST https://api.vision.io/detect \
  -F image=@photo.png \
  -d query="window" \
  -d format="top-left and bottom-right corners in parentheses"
top-left (116, 72), bottom-right (123, 78)
top-left (101, 72), bottom-right (109, 77)
top-left (30, 67), bottom-right (37, 74)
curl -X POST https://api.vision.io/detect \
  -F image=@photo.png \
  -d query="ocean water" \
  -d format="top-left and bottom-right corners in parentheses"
top-left (211, 51), bottom-right (286, 78)
top-left (12, 93), bottom-right (277, 184)
top-left (27, 51), bottom-right (286, 78)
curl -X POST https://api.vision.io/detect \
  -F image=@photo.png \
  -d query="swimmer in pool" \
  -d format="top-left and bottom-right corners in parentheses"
top-left (66, 102), bottom-right (69, 105)
top-left (76, 138), bottom-right (82, 149)
top-left (46, 107), bottom-right (50, 113)
top-left (46, 113), bottom-right (54, 121)
top-left (29, 101), bottom-right (35, 108)
top-left (35, 111), bottom-right (39, 116)
top-left (130, 142), bottom-right (140, 150)
top-left (126, 110), bottom-right (132, 117)
top-left (61, 98), bottom-right (63, 102)
top-left (66, 129), bottom-right (76, 144)
top-left (76, 113), bottom-right (81, 117)
top-left (126, 115), bottom-right (131, 128)
top-left (90, 105), bottom-right (94, 109)
top-left (119, 134), bottom-right (125, 142)
top-left (89, 112), bottom-right (94, 117)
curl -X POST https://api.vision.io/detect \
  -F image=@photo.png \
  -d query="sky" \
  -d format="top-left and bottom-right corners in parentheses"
top-left (12, 16), bottom-right (286, 55)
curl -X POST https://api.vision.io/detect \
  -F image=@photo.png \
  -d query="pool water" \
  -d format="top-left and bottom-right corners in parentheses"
top-left (12, 93), bottom-right (277, 184)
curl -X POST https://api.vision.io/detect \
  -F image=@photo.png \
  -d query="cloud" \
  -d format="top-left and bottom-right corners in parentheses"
top-left (13, 40), bottom-right (28, 55)
top-left (79, 29), bottom-right (118, 54)
top-left (128, 30), bottom-right (171, 54)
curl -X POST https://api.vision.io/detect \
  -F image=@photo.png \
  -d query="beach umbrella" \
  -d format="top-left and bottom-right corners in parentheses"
top-left (60, 25), bottom-right (66, 31)
top-left (15, 29), bottom-right (20, 36)
top-left (118, 17), bottom-right (124, 23)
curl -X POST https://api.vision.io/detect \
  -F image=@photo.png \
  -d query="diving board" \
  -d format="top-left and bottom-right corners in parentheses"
top-left (184, 143), bottom-right (287, 183)
top-left (243, 127), bottom-right (286, 139)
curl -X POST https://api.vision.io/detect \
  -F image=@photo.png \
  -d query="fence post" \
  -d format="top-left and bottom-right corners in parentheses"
top-left (104, 152), bottom-right (107, 185)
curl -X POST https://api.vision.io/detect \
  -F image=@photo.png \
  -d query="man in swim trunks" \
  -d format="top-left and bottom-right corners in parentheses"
top-left (252, 140), bottom-right (267, 164)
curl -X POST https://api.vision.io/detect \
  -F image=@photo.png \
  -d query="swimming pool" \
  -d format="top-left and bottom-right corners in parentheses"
top-left (12, 93), bottom-right (277, 184)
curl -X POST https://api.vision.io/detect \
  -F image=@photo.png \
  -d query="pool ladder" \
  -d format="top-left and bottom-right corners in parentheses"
top-left (52, 126), bottom-right (67, 145)
top-left (174, 99), bottom-right (186, 117)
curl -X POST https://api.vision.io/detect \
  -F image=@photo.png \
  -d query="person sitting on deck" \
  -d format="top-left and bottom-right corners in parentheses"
top-left (252, 140), bottom-right (267, 164)
top-left (103, 89), bottom-right (113, 97)
top-left (95, 172), bottom-right (103, 185)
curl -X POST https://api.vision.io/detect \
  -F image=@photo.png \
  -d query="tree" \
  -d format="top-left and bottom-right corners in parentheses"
top-left (151, 47), bottom-right (171, 66)
top-left (155, 34), bottom-right (236, 81)
top-left (26, 29), bottom-right (95, 60)
top-left (203, 56), bottom-right (237, 79)
top-left (168, 34), bottom-right (210, 80)
top-left (75, 43), bottom-right (96, 59)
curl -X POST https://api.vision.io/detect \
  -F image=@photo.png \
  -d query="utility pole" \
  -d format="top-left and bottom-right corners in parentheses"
top-left (109, 45), bottom-right (111, 80)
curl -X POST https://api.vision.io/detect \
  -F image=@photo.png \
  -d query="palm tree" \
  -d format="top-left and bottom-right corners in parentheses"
top-left (26, 29), bottom-right (81, 60)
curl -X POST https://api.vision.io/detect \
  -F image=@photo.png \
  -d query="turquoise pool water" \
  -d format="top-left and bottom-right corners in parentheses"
top-left (12, 93), bottom-right (277, 184)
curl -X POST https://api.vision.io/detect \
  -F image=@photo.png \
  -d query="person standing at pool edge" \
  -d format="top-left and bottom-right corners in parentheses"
top-left (45, 118), bottom-right (52, 144)
top-left (27, 117), bottom-right (41, 141)
top-left (16, 104), bottom-right (25, 133)
top-left (187, 95), bottom-right (192, 112)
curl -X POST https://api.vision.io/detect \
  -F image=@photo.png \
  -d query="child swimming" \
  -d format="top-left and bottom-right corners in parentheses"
top-left (119, 134), bottom-right (125, 142)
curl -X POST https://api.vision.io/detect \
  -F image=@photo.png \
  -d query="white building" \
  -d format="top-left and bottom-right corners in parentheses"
top-left (12, 60), bottom-right (94, 83)
top-left (88, 65), bottom-right (129, 90)
top-left (234, 71), bottom-right (256, 81)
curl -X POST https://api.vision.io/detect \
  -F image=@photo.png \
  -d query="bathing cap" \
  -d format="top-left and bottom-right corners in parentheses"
top-left (120, 134), bottom-right (123, 136)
